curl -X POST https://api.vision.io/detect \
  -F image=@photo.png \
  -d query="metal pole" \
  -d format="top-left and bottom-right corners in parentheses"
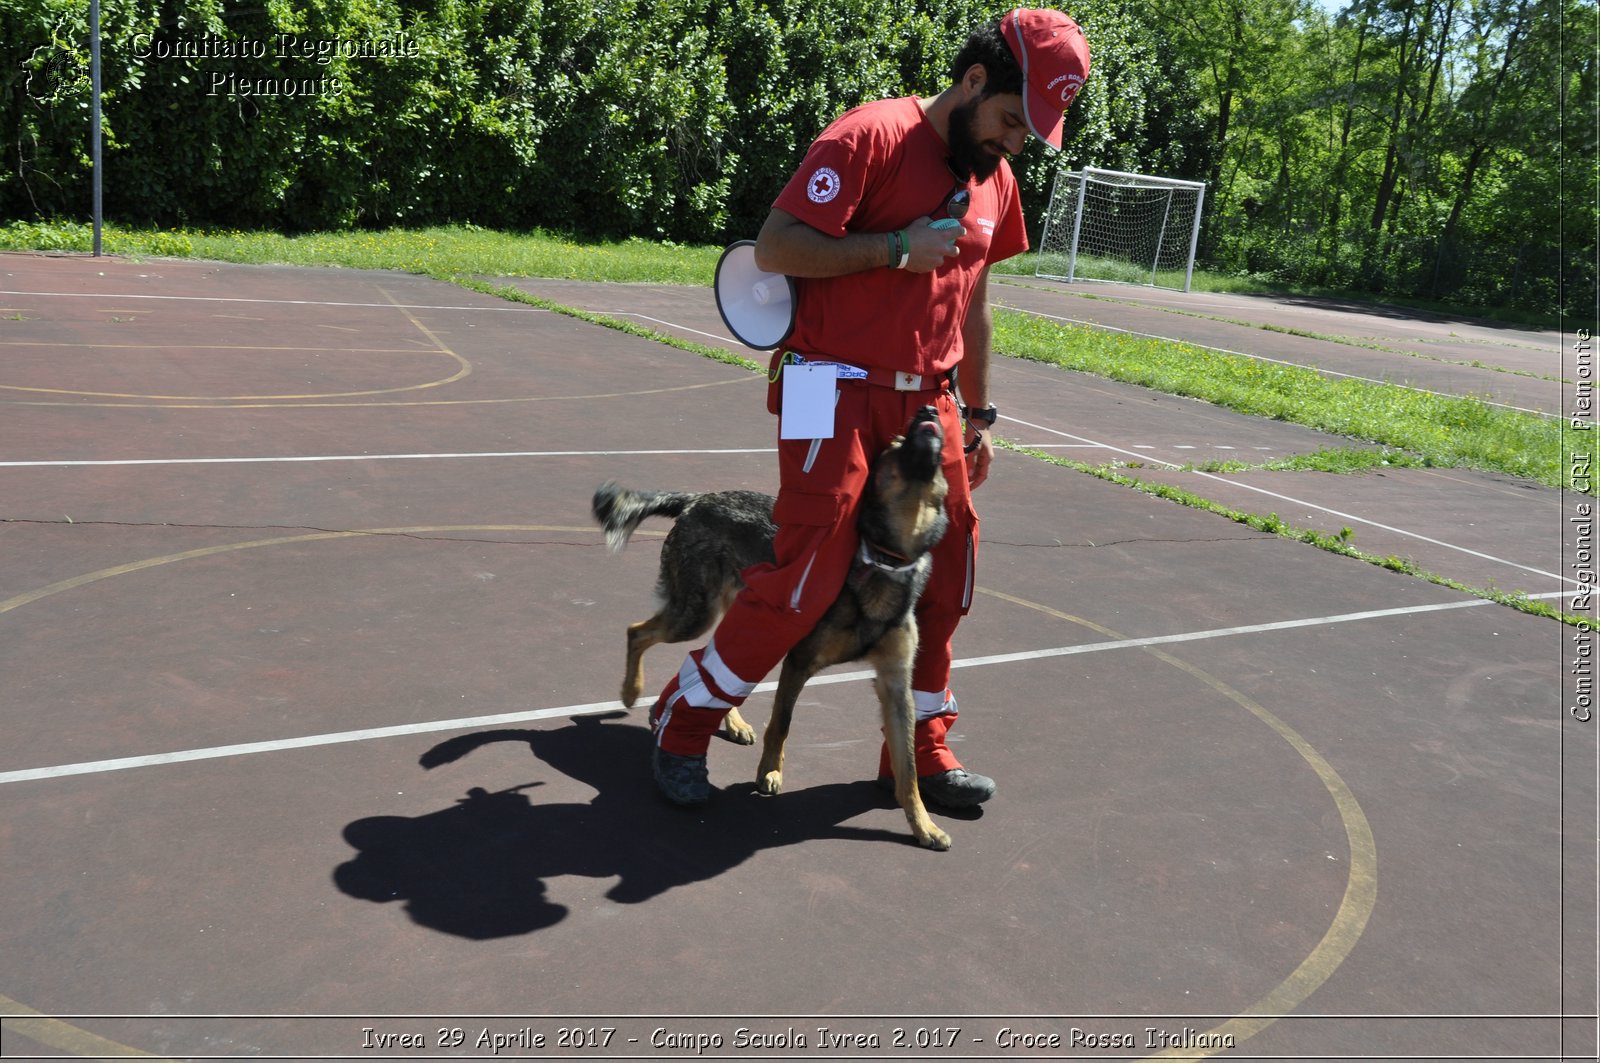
top-left (1183, 184), bottom-right (1206, 293)
top-left (90, 0), bottom-right (102, 256)
top-left (1066, 170), bottom-right (1089, 283)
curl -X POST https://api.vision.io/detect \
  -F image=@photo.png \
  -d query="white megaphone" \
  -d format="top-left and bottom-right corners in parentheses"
top-left (714, 239), bottom-right (796, 350)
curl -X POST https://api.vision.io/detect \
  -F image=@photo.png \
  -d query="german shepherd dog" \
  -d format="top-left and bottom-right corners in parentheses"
top-left (593, 405), bottom-right (953, 850)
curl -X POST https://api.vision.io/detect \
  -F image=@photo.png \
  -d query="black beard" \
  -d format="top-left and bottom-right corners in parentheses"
top-left (947, 97), bottom-right (1002, 183)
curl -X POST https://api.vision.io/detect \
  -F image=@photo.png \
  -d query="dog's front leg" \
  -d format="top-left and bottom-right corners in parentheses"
top-left (870, 624), bottom-right (951, 851)
top-left (622, 616), bottom-right (668, 707)
top-left (756, 657), bottom-right (812, 795)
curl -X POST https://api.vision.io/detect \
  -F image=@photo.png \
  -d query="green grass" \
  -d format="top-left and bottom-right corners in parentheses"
top-left (456, 276), bottom-right (763, 374)
top-left (993, 309), bottom-right (1582, 492)
top-left (5, 220), bottom-right (1586, 494)
top-left (1007, 440), bottom-right (1596, 631)
top-left (996, 246), bottom-right (1562, 330)
top-left (7, 219), bottom-right (1589, 624)
top-left (0, 220), bottom-right (721, 284)
top-left (1021, 250), bottom-right (1195, 291)
top-left (1184, 446), bottom-right (1433, 475)
top-left (997, 276), bottom-right (1572, 384)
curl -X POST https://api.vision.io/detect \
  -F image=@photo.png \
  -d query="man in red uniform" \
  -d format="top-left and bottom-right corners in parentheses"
top-left (651, 9), bottom-right (1090, 807)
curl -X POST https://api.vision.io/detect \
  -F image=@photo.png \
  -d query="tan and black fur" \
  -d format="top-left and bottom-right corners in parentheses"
top-left (593, 406), bottom-right (954, 850)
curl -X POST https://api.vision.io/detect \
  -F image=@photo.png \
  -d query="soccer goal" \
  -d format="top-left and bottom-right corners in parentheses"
top-left (1036, 167), bottom-right (1206, 292)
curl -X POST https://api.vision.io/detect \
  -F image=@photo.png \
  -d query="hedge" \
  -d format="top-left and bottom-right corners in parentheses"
top-left (3, 0), bottom-right (1202, 243)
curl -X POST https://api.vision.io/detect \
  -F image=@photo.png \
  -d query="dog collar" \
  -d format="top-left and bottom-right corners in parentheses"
top-left (856, 538), bottom-right (921, 574)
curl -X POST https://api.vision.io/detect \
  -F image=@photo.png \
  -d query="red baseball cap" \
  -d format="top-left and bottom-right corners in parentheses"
top-left (1000, 8), bottom-right (1091, 150)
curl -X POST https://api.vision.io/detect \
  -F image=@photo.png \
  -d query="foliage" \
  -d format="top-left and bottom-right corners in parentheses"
top-left (0, 0), bottom-right (1210, 241)
top-left (1144, 0), bottom-right (1592, 317)
top-left (2, 0), bottom-right (733, 236)
top-left (1, 0), bottom-right (1588, 316)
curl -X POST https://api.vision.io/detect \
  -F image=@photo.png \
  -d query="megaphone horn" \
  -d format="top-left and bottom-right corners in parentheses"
top-left (714, 240), bottom-right (797, 351)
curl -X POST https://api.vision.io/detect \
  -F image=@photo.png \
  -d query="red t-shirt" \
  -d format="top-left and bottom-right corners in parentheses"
top-left (772, 96), bottom-right (1030, 378)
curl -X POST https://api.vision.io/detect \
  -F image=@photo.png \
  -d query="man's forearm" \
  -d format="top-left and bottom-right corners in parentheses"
top-left (754, 210), bottom-right (892, 277)
top-left (755, 208), bottom-right (961, 278)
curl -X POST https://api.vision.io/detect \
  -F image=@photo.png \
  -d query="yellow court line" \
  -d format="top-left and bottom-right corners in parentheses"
top-left (0, 353), bottom-right (470, 402)
top-left (0, 526), bottom-right (600, 618)
top-left (1, 543), bottom-right (1369, 1059)
top-left (0, 288), bottom-right (474, 401)
top-left (0, 529), bottom-right (584, 1063)
top-left (0, 530), bottom-right (369, 616)
top-left (378, 286), bottom-right (465, 364)
top-left (977, 588), bottom-right (1378, 1062)
top-left (1, 996), bottom-right (169, 1059)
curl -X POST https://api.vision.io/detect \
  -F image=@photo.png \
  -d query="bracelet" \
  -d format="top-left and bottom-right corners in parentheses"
top-left (886, 232), bottom-right (897, 269)
top-left (895, 230), bottom-right (910, 269)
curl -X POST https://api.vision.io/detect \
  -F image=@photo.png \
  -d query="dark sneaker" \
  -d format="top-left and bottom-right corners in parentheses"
top-left (877, 768), bottom-right (996, 809)
top-left (653, 747), bottom-right (710, 807)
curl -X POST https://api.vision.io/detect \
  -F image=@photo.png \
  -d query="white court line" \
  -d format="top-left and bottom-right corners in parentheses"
top-left (4, 434), bottom-right (1567, 587)
top-left (996, 300), bottom-right (1557, 420)
top-left (1007, 443), bottom-right (1107, 450)
top-left (0, 290), bottom-right (545, 313)
top-left (606, 311), bottom-right (743, 346)
top-left (0, 593), bottom-right (1564, 788)
top-left (0, 448), bottom-right (775, 468)
top-left (1003, 413), bottom-right (1578, 588)
top-left (501, 300), bottom-right (1575, 590)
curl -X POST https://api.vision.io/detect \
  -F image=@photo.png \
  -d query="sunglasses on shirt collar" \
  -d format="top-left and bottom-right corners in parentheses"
top-left (937, 162), bottom-right (972, 222)
top-left (941, 186), bottom-right (972, 222)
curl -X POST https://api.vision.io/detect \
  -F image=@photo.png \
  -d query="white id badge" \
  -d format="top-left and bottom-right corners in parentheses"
top-left (780, 363), bottom-right (837, 439)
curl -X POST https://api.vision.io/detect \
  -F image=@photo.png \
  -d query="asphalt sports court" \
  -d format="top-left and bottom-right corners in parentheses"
top-left (0, 252), bottom-right (1593, 1062)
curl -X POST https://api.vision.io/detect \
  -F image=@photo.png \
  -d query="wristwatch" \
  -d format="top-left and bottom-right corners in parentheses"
top-left (961, 404), bottom-right (998, 427)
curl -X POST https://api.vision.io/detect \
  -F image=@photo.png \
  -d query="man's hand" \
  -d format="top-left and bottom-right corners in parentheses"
top-left (903, 216), bottom-right (965, 273)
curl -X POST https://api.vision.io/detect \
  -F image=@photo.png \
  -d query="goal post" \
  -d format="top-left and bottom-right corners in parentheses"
top-left (1036, 166), bottom-right (1207, 292)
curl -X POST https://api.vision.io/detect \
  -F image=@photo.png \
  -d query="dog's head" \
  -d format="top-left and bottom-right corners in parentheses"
top-left (859, 406), bottom-right (950, 561)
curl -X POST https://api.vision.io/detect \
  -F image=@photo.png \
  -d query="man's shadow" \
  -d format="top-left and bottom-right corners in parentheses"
top-left (331, 712), bottom-right (911, 939)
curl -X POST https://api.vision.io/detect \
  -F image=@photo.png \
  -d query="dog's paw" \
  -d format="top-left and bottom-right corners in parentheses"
top-left (914, 825), bottom-right (952, 851)
top-left (757, 771), bottom-right (784, 796)
top-left (720, 717), bottom-right (756, 745)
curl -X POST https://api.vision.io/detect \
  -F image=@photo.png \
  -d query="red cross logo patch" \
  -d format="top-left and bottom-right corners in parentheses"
top-left (806, 166), bottom-right (841, 204)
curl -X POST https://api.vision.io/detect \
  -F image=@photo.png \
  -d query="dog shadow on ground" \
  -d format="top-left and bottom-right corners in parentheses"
top-left (331, 712), bottom-right (910, 939)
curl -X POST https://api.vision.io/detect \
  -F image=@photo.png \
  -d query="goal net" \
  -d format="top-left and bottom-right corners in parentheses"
top-left (1036, 167), bottom-right (1206, 292)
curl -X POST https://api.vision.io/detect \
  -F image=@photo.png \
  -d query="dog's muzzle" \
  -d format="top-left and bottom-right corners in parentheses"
top-left (898, 406), bottom-right (945, 480)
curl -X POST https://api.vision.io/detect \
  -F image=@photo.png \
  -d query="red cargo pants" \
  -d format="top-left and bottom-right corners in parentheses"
top-left (651, 378), bottom-right (978, 776)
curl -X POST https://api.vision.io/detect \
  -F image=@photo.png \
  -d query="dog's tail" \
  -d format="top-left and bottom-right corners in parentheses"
top-left (592, 481), bottom-right (697, 552)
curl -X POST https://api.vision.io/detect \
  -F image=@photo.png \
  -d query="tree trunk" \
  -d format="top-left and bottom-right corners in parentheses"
top-left (1440, 0), bottom-right (1531, 247)
top-left (1325, 0), bottom-right (1378, 246)
top-left (1369, 0), bottom-right (1418, 231)
top-left (1207, 10), bottom-right (1244, 199)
